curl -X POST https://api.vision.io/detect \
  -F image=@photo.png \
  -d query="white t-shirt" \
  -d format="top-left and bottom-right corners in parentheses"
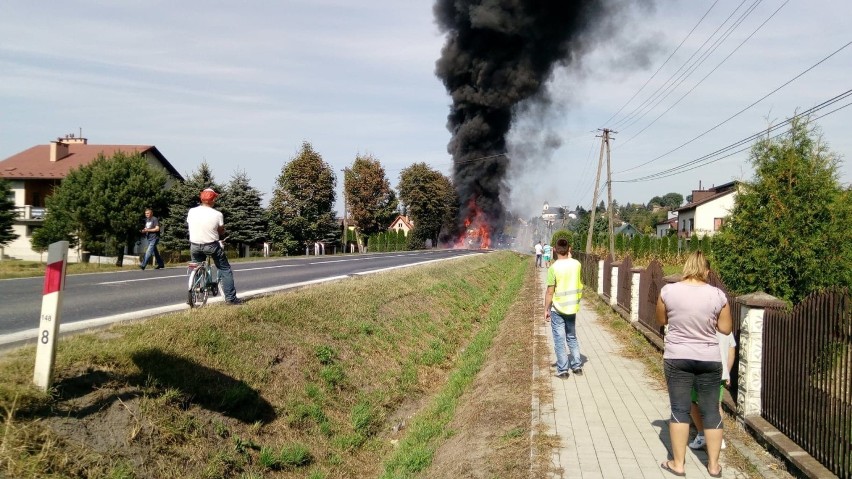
top-left (535, 243), bottom-right (543, 255)
top-left (187, 205), bottom-right (223, 244)
top-left (719, 332), bottom-right (737, 381)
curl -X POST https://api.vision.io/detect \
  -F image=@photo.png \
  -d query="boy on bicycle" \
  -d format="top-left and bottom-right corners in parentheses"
top-left (187, 188), bottom-right (243, 305)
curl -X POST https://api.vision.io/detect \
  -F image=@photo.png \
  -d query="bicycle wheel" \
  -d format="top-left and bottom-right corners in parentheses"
top-left (187, 268), bottom-right (209, 308)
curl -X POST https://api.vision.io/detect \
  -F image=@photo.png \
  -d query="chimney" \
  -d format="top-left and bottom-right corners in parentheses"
top-left (49, 140), bottom-right (69, 162)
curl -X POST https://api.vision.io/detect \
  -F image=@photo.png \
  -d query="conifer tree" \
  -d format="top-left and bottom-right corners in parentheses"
top-left (712, 118), bottom-right (851, 303)
top-left (0, 179), bottom-right (18, 248)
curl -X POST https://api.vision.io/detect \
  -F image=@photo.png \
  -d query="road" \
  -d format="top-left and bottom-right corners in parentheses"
top-left (0, 249), bottom-right (484, 345)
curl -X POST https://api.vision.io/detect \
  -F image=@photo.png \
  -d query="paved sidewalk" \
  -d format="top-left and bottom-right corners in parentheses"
top-left (533, 269), bottom-right (751, 479)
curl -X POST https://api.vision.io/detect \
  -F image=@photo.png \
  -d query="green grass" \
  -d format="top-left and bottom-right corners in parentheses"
top-left (0, 251), bottom-right (529, 478)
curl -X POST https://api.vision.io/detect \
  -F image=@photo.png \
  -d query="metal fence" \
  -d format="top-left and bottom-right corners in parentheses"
top-left (762, 288), bottom-right (851, 479)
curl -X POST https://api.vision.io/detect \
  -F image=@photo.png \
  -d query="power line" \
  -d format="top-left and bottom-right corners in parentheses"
top-left (615, 39), bottom-right (851, 174)
top-left (613, 89), bottom-right (852, 183)
top-left (600, 0), bottom-right (721, 128)
top-left (611, 0), bottom-right (755, 130)
top-left (616, 0), bottom-right (767, 134)
top-left (616, 0), bottom-right (789, 149)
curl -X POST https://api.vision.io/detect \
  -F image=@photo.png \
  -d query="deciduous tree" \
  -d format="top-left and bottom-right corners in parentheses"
top-left (268, 142), bottom-right (338, 255)
top-left (398, 163), bottom-right (457, 248)
top-left (344, 155), bottom-right (398, 236)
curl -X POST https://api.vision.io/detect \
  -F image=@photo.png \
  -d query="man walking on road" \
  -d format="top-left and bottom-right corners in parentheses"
top-left (187, 188), bottom-right (243, 305)
top-left (544, 238), bottom-right (583, 377)
top-left (140, 208), bottom-right (164, 270)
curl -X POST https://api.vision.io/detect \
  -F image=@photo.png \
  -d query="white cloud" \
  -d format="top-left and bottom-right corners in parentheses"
top-left (1, 0), bottom-right (849, 219)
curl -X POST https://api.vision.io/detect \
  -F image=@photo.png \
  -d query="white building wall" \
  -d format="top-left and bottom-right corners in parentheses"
top-left (678, 209), bottom-right (695, 236)
top-left (693, 193), bottom-right (736, 237)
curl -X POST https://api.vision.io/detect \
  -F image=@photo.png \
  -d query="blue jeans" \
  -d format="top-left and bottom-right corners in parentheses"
top-left (142, 237), bottom-right (164, 269)
top-left (664, 359), bottom-right (723, 427)
top-left (190, 242), bottom-right (237, 302)
top-left (551, 309), bottom-right (581, 373)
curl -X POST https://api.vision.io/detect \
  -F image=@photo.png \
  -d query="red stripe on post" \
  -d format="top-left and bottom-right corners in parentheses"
top-left (43, 261), bottom-right (64, 295)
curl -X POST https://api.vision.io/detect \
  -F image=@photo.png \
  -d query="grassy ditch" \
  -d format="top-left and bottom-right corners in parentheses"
top-left (0, 251), bottom-right (529, 478)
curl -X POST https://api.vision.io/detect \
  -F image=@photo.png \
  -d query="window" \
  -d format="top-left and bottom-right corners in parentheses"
top-left (688, 219), bottom-right (694, 232)
top-left (714, 218), bottom-right (724, 231)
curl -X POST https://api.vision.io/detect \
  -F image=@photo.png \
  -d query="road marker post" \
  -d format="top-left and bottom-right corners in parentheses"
top-left (33, 241), bottom-right (69, 391)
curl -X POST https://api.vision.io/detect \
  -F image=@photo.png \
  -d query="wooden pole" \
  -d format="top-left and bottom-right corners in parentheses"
top-left (585, 131), bottom-right (606, 252)
top-left (606, 130), bottom-right (615, 257)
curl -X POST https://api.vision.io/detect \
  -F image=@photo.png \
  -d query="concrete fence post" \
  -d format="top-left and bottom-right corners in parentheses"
top-left (610, 264), bottom-right (618, 307)
top-left (736, 292), bottom-right (785, 418)
top-left (630, 269), bottom-right (641, 322)
top-left (597, 260), bottom-right (604, 296)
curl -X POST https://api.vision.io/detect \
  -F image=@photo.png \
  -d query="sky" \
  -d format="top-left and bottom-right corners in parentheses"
top-left (1, 0), bottom-right (850, 220)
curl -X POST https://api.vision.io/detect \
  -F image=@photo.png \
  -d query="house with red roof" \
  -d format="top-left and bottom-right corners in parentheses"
top-left (0, 134), bottom-right (183, 261)
top-left (388, 215), bottom-right (414, 236)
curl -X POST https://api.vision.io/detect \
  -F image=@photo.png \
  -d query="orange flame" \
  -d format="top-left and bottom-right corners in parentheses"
top-left (455, 198), bottom-right (491, 249)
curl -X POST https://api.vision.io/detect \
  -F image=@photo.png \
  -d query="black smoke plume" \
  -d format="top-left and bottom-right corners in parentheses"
top-left (434, 0), bottom-right (607, 240)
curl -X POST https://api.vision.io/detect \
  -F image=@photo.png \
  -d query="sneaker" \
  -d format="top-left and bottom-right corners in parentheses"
top-left (688, 435), bottom-right (706, 450)
top-left (572, 368), bottom-right (583, 375)
top-left (225, 298), bottom-right (245, 306)
top-left (555, 371), bottom-right (570, 378)
top-left (154, 266), bottom-right (164, 269)
top-left (138, 266), bottom-right (145, 270)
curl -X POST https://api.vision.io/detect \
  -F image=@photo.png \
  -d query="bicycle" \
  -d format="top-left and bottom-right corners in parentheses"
top-left (186, 254), bottom-right (220, 308)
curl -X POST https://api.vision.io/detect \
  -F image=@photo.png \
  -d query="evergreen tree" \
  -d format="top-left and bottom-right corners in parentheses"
top-left (344, 155), bottom-right (398, 236)
top-left (159, 162), bottom-right (221, 255)
top-left (218, 170), bottom-right (266, 256)
top-left (0, 179), bottom-right (18, 248)
top-left (268, 142), bottom-right (338, 255)
top-left (712, 118), bottom-right (851, 303)
top-left (31, 152), bottom-right (170, 265)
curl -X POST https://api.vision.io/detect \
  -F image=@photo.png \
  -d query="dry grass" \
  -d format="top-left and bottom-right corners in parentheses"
top-left (422, 261), bottom-right (536, 478)
top-left (0, 252), bottom-right (529, 478)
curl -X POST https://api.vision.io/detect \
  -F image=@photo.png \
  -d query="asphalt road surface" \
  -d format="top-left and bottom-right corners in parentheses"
top-left (0, 249), bottom-right (485, 345)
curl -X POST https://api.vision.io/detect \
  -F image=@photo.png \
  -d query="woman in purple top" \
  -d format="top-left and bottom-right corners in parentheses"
top-left (656, 251), bottom-right (732, 478)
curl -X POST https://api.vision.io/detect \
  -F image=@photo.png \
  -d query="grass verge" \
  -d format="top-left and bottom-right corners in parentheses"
top-left (0, 251), bottom-right (528, 478)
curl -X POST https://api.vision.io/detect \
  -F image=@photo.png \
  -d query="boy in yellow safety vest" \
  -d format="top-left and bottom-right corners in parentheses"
top-left (544, 238), bottom-right (583, 378)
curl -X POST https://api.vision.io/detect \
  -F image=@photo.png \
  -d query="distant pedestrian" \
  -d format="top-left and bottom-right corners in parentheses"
top-left (543, 242), bottom-right (552, 268)
top-left (544, 239), bottom-right (583, 378)
top-left (656, 250), bottom-right (732, 478)
top-left (534, 241), bottom-right (543, 268)
top-left (140, 208), bottom-right (164, 270)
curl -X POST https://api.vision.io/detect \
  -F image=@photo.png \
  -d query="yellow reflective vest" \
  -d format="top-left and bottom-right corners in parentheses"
top-left (547, 257), bottom-right (583, 315)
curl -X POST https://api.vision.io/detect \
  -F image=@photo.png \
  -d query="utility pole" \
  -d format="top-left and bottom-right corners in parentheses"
top-left (341, 168), bottom-right (348, 254)
top-left (605, 130), bottom-right (615, 257)
top-left (585, 130), bottom-right (607, 253)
